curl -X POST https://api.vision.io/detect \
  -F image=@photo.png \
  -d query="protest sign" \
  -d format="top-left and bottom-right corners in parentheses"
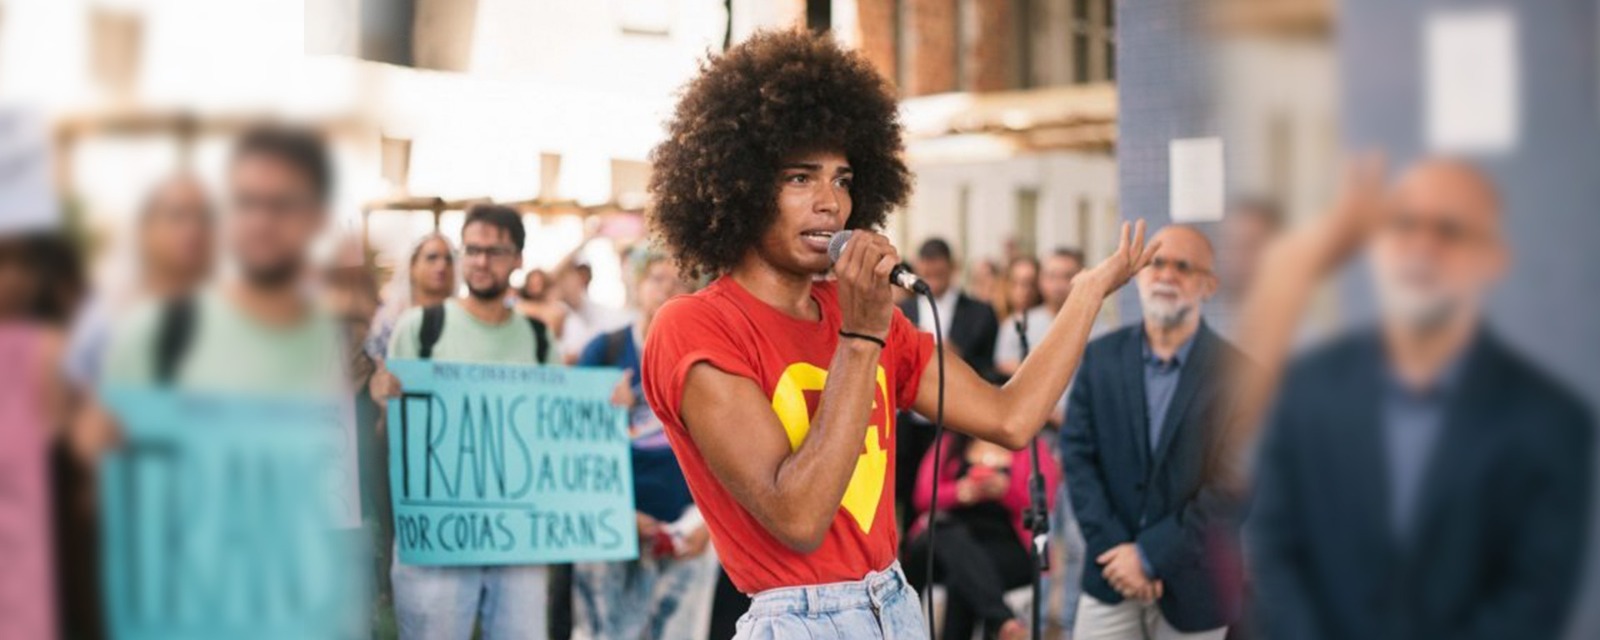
top-left (0, 327), bottom-right (54, 640)
top-left (385, 359), bottom-right (636, 566)
top-left (100, 388), bottom-right (366, 640)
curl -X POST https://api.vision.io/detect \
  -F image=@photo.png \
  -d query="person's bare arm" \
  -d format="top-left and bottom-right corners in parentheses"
top-left (912, 221), bottom-right (1157, 449)
top-left (1221, 155), bottom-right (1386, 482)
top-left (676, 232), bottom-right (902, 552)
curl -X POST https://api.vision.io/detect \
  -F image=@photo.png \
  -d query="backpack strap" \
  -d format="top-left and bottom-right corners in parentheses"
top-left (526, 317), bottom-right (551, 363)
top-left (154, 295), bottom-right (197, 385)
top-left (418, 304), bottom-right (446, 360)
top-left (603, 327), bottom-right (629, 366)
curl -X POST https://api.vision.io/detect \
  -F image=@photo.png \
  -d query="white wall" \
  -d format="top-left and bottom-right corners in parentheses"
top-left (900, 151), bottom-right (1119, 263)
top-left (1216, 34), bottom-right (1340, 225)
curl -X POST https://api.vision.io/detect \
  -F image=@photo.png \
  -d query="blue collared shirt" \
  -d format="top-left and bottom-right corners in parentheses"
top-left (1136, 326), bottom-right (1199, 579)
top-left (1143, 328), bottom-right (1199, 454)
top-left (1381, 350), bottom-right (1469, 540)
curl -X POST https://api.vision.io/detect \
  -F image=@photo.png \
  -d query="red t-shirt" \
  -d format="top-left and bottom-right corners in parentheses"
top-left (642, 276), bottom-right (934, 594)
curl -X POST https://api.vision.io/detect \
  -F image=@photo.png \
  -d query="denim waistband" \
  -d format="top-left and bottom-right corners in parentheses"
top-left (745, 562), bottom-right (910, 617)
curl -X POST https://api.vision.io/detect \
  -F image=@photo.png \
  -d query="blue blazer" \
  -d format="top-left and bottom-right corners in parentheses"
top-left (1248, 329), bottom-right (1594, 640)
top-left (1061, 322), bottom-right (1245, 632)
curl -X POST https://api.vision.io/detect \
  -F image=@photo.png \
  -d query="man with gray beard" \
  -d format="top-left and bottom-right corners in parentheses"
top-left (1063, 226), bottom-right (1245, 640)
top-left (1247, 159), bottom-right (1593, 640)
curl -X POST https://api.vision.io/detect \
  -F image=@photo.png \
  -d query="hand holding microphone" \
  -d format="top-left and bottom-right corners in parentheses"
top-left (827, 230), bottom-right (901, 343)
top-left (829, 230), bottom-right (930, 295)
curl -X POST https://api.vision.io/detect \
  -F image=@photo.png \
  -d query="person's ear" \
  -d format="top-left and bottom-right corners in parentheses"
top-left (1200, 273), bottom-right (1219, 300)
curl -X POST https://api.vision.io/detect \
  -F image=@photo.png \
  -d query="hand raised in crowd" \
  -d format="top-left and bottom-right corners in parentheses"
top-left (675, 525), bottom-right (711, 558)
top-left (834, 230), bottom-right (900, 341)
top-left (1099, 543), bottom-right (1162, 603)
top-left (1311, 151), bottom-right (1388, 268)
top-left (369, 364), bottom-right (402, 402)
top-left (1222, 152), bottom-right (1392, 481)
top-left (636, 512), bottom-right (661, 543)
top-left (1074, 220), bottom-right (1160, 298)
top-left (610, 370), bottom-right (636, 408)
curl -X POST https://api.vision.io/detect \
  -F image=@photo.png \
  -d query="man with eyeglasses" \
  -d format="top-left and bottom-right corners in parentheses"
top-left (1062, 225), bottom-right (1245, 640)
top-left (378, 204), bottom-right (560, 639)
top-left (91, 125), bottom-right (346, 413)
top-left (1247, 158), bottom-right (1593, 639)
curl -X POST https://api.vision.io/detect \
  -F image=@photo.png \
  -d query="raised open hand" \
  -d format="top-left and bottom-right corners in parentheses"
top-left (1078, 219), bottom-right (1160, 296)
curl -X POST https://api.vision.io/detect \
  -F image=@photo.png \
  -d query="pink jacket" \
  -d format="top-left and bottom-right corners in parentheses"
top-left (910, 431), bottom-right (1062, 549)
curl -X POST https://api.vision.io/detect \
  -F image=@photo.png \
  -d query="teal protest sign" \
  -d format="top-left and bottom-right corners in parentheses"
top-left (385, 360), bottom-right (637, 566)
top-left (99, 388), bottom-right (366, 640)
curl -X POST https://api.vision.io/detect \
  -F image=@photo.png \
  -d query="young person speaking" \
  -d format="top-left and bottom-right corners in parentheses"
top-left (640, 29), bottom-right (1157, 639)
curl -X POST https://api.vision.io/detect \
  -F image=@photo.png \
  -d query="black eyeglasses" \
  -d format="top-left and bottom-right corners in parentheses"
top-left (1385, 212), bottom-right (1478, 244)
top-left (1149, 257), bottom-right (1211, 276)
top-left (462, 245), bottom-right (518, 260)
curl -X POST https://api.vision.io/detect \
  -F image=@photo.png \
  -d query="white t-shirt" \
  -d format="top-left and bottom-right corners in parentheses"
top-left (995, 305), bottom-right (1055, 366)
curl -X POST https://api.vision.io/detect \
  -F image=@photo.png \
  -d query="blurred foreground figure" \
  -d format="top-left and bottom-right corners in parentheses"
top-left (1247, 158), bottom-right (1594, 639)
top-left (82, 124), bottom-right (363, 639)
top-left (63, 175), bottom-right (214, 391)
top-left (97, 125), bottom-right (342, 393)
top-left (0, 232), bottom-right (81, 640)
top-left (57, 175), bottom-right (211, 640)
top-left (1205, 199), bottom-right (1281, 341)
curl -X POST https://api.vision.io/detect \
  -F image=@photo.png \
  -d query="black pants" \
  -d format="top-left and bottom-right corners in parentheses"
top-left (905, 517), bottom-right (1032, 640)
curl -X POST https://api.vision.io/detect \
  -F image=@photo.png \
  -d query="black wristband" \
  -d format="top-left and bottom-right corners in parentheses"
top-left (838, 330), bottom-right (887, 349)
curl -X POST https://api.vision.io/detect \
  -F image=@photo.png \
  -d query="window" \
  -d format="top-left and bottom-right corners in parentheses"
top-left (1065, 0), bottom-right (1113, 84)
top-left (957, 185), bottom-right (972, 257)
top-left (1076, 196), bottom-right (1093, 258)
top-left (1104, 0), bottom-right (1116, 81)
top-left (1015, 188), bottom-right (1040, 258)
top-left (1072, 0), bottom-right (1091, 83)
top-left (806, 0), bottom-right (832, 33)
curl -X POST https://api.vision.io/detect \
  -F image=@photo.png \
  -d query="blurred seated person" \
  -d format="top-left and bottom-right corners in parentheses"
top-left (906, 432), bottom-right (1060, 640)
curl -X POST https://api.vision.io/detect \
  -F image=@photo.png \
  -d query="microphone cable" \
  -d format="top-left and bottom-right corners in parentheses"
top-left (1016, 313), bottom-right (1051, 640)
top-left (922, 292), bottom-right (945, 638)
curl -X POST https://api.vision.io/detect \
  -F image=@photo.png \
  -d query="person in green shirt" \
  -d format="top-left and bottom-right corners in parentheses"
top-left (81, 124), bottom-right (346, 453)
top-left (78, 125), bottom-right (367, 637)
top-left (376, 204), bottom-right (557, 640)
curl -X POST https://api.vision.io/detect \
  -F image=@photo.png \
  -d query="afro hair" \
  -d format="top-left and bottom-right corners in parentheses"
top-left (647, 29), bottom-right (912, 280)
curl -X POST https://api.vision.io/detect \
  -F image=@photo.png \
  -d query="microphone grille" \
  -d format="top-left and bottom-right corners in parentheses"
top-left (827, 230), bottom-right (853, 264)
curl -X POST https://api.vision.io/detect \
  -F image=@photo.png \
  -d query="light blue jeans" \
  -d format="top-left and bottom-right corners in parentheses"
top-left (734, 562), bottom-right (928, 640)
top-left (390, 558), bottom-right (548, 640)
top-left (571, 547), bottom-right (720, 639)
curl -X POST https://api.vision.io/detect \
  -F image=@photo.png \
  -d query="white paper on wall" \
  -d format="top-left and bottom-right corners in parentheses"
top-left (0, 107), bottom-right (59, 235)
top-left (1169, 137), bottom-right (1226, 223)
top-left (1425, 8), bottom-right (1519, 154)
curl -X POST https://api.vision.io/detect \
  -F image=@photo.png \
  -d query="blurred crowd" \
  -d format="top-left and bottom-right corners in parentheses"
top-left (0, 115), bottom-right (1592, 640)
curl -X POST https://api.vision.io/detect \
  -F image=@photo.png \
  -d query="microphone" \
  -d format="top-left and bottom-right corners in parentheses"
top-left (827, 230), bottom-right (931, 295)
